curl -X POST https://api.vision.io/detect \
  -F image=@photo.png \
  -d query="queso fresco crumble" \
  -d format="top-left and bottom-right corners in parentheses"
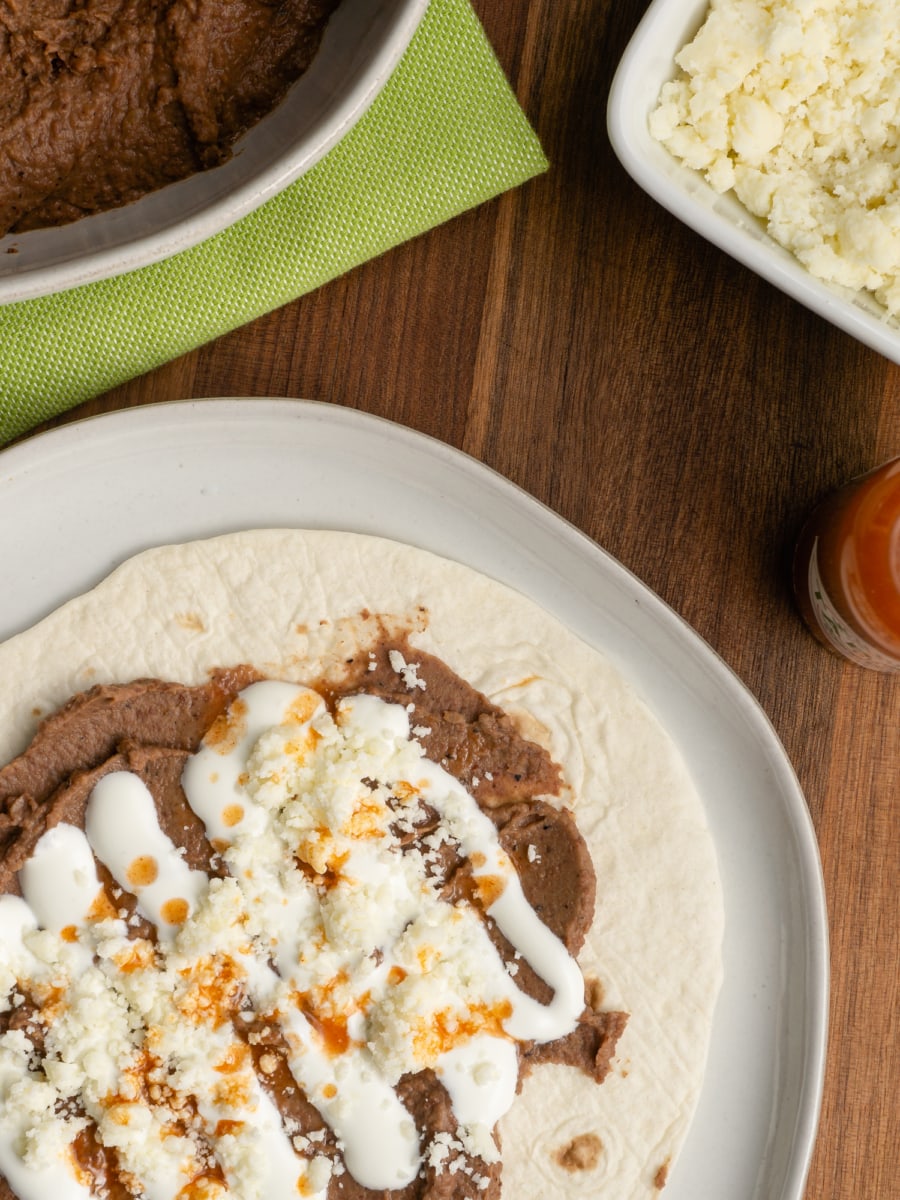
top-left (650, 0), bottom-right (900, 315)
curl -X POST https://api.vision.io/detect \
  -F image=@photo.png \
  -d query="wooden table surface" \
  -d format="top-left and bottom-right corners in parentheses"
top-left (24, 1), bottom-right (898, 1197)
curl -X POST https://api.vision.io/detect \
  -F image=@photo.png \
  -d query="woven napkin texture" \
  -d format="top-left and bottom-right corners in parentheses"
top-left (0, 0), bottom-right (547, 444)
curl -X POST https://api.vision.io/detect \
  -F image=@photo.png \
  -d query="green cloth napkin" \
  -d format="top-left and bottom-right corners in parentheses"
top-left (0, 0), bottom-right (547, 445)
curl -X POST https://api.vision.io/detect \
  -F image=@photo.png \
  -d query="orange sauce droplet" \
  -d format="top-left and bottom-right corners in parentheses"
top-left (392, 781), bottom-right (419, 803)
top-left (88, 888), bottom-right (119, 923)
top-left (287, 691), bottom-right (321, 725)
top-left (295, 1002), bottom-right (351, 1057)
top-left (38, 984), bottom-right (66, 1020)
top-left (204, 699), bottom-right (248, 755)
top-left (161, 898), bottom-right (189, 925)
top-left (475, 874), bottom-right (505, 908)
top-left (115, 943), bottom-right (156, 974)
top-left (176, 1168), bottom-right (227, 1198)
top-left (126, 855), bottom-right (158, 888)
top-left (322, 1082), bottom-right (337, 1099)
top-left (215, 1042), bottom-right (250, 1074)
top-left (317, 1015), bottom-right (350, 1056)
top-left (293, 978), bottom-right (354, 1056)
top-left (69, 1125), bottom-right (112, 1188)
top-left (342, 797), bottom-right (387, 839)
top-left (416, 944), bottom-right (437, 971)
top-left (215, 1119), bottom-right (244, 1138)
top-left (177, 955), bottom-right (244, 1026)
top-left (221, 804), bottom-right (244, 828)
top-left (60, 924), bottom-right (78, 943)
top-left (413, 999), bottom-right (513, 1061)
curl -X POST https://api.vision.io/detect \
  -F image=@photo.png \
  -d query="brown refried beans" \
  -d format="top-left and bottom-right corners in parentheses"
top-left (0, 0), bottom-right (341, 235)
top-left (0, 638), bottom-right (627, 1200)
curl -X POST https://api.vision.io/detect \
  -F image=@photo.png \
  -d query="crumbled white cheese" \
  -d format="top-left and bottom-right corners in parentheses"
top-left (306, 1154), bottom-right (334, 1194)
top-left (244, 697), bottom-right (514, 1086)
top-left (425, 1131), bottom-right (461, 1170)
top-left (6, 1070), bottom-right (87, 1170)
top-left (387, 649), bottom-right (427, 691)
top-left (650, 0), bottom-right (900, 314)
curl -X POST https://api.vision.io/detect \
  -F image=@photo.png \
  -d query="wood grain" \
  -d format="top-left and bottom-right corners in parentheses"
top-left (22, 2), bottom-right (900, 1197)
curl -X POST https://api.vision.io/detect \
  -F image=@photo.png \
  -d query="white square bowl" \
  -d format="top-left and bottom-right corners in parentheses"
top-left (607, 0), bottom-right (900, 364)
top-left (0, 0), bottom-right (429, 304)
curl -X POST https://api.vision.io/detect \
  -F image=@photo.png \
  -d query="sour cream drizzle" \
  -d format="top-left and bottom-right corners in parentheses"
top-left (0, 898), bottom-right (92, 1200)
top-left (184, 683), bottom-right (585, 1184)
top-left (1, 813), bottom-right (329, 1200)
top-left (85, 774), bottom-right (208, 943)
top-left (0, 679), bottom-right (587, 1199)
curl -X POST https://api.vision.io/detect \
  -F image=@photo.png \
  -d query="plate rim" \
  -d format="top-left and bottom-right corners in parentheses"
top-left (0, 396), bottom-right (829, 1199)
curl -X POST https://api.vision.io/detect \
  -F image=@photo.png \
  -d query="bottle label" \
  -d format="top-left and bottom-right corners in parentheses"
top-left (807, 538), bottom-right (900, 670)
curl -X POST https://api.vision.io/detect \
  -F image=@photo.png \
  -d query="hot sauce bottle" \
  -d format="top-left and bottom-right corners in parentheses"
top-left (793, 457), bottom-right (900, 670)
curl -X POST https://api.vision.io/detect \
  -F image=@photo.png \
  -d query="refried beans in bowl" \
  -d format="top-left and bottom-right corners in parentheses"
top-left (0, 0), bottom-right (429, 302)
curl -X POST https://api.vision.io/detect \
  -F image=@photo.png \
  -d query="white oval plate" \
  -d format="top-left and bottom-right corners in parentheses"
top-left (0, 397), bottom-right (828, 1199)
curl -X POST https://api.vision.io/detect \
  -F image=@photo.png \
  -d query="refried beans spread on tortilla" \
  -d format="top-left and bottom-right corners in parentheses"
top-left (0, 637), bottom-right (627, 1200)
top-left (0, 0), bottom-right (341, 235)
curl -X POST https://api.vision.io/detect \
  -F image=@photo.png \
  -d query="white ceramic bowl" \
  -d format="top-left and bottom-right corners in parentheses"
top-left (0, 0), bottom-right (429, 304)
top-left (607, 0), bottom-right (900, 364)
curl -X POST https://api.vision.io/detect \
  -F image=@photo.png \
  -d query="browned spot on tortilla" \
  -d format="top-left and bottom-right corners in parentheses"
top-left (654, 1158), bottom-right (671, 1189)
top-left (554, 1132), bottom-right (603, 1172)
top-left (585, 975), bottom-right (605, 1010)
top-left (176, 612), bottom-right (206, 633)
top-left (510, 675), bottom-right (539, 688)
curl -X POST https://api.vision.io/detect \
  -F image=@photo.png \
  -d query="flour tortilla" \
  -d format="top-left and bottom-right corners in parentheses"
top-left (0, 529), bottom-right (723, 1198)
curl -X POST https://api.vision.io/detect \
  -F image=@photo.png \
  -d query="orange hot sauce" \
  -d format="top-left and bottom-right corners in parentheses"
top-left (793, 458), bottom-right (900, 670)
